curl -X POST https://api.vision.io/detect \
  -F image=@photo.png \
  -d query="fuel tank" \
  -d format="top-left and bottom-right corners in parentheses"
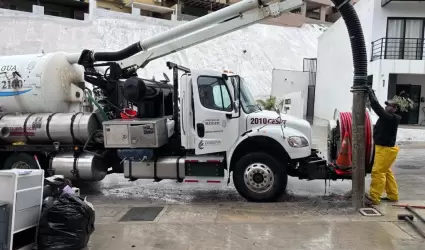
top-left (0, 52), bottom-right (84, 113)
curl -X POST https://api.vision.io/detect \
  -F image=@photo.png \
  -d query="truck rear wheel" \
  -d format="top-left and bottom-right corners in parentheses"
top-left (233, 152), bottom-right (287, 202)
top-left (4, 153), bottom-right (39, 170)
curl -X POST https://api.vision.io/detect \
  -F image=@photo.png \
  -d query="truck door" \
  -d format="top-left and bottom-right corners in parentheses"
top-left (191, 71), bottom-right (239, 155)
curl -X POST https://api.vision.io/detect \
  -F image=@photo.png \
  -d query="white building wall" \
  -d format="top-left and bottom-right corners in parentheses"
top-left (271, 69), bottom-right (309, 117)
top-left (314, 0), bottom-right (375, 121)
top-left (369, 1), bottom-right (425, 97)
top-left (369, 60), bottom-right (425, 104)
top-left (0, 8), bottom-right (324, 100)
top-left (371, 1), bottom-right (425, 42)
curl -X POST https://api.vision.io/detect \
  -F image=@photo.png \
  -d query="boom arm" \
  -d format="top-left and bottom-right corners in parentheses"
top-left (73, 0), bottom-right (301, 67)
top-left (119, 0), bottom-right (302, 69)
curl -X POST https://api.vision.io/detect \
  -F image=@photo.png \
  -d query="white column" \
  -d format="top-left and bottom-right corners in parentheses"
top-left (132, 7), bottom-right (141, 16)
top-left (301, 3), bottom-right (307, 17)
top-left (320, 6), bottom-right (326, 21)
top-left (32, 5), bottom-right (44, 15)
top-left (89, 0), bottom-right (97, 20)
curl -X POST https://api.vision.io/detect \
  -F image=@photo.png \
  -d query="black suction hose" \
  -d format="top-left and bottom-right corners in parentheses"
top-left (331, 0), bottom-right (368, 88)
top-left (78, 42), bottom-right (143, 65)
top-left (93, 42), bottom-right (142, 62)
top-left (332, 0), bottom-right (368, 209)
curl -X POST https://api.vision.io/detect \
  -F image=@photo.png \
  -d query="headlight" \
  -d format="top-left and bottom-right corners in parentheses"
top-left (287, 136), bottom-right (309, 148)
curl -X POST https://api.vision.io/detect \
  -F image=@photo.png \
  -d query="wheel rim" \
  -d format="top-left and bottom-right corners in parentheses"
top-left (243, 163), bottom-right (275, 194)
top-left (11, 161), bottom-right (32, 169)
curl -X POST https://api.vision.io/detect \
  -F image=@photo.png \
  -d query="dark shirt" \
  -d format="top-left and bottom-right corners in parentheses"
top-left (369, 92), bottom-right (401, 147)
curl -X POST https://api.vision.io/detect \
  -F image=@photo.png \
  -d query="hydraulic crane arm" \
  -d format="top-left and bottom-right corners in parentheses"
top-left (118, 0), bottom-right (303, 69)
top-left (71, 0), bottom-right (301, 67)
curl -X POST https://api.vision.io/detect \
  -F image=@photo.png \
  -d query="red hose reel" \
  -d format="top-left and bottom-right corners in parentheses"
top-left (330, 109), bottom-right (375, 171)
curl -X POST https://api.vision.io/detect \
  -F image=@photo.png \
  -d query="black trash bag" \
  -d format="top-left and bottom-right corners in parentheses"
top-left (37, 193), bottom-right (95, 250)
top-left (43, 177), bottom-right (72, 198)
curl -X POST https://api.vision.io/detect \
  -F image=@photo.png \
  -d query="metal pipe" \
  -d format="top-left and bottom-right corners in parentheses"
top-left (70, 0), bottom-right (274, 64)
top-left (406, 206), bottom-right (425, 224)
top-left (138, 0), bottom-right (273, 50)
top-left (0, 123), bottom-right (10, 138)
top-left (351, 89), bottom-right (366, 209)
top-left (398, 214), bottom-right (425, 239)
top-left (330, 0), bottom-right (368, 209)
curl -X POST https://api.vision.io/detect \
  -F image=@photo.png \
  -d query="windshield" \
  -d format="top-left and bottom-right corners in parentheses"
top-left (229, 76), bottom-right (260, 114)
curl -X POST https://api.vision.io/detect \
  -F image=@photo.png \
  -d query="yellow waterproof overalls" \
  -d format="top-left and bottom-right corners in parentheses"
top-left (369, 145), bottom-right (399, 204)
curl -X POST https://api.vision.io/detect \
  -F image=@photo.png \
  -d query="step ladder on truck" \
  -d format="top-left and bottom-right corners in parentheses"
top-left (0, 0), bottom-right (369, 202)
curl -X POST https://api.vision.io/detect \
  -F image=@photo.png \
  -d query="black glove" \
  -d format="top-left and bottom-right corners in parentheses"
top-left (366, 86), bottom-right (375, 97)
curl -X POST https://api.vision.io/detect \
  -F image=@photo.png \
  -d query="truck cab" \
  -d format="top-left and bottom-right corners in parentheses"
top-left (180, 68), bottom-right (312, 157)
top-left (177, 65), bottom-right (316, 201)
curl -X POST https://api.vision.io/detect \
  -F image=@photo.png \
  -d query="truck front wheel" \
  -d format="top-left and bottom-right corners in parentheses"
top-left (233, 152), bottom-right (287, 202)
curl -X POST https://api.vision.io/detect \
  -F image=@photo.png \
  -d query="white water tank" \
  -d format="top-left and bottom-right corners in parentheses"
top-left (0, 52), bottom-right (85, 113)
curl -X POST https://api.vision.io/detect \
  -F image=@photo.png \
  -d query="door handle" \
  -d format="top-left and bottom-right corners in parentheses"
top-left (196, 123), bottom-right (205, 138)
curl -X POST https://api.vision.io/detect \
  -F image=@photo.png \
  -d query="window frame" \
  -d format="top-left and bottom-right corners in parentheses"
top-left (196, 75), bottom-right (234, 112)
top-left (385, 17), bottom-right (425, 60)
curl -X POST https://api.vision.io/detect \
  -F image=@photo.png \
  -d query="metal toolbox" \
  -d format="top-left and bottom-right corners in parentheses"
top-left (103, 118), bottom-right (168, 148)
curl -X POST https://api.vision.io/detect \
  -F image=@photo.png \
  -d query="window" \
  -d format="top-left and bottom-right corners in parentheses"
top-left (228, 76), bottom-right (260, 114)
top-left (386, 18), bottom-right (425, 60)
top-left (197, 76), bottom-right (232, 112)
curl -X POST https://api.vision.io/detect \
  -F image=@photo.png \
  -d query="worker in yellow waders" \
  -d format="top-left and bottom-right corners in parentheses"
top-left (366, 87), bottom-right (401, 205)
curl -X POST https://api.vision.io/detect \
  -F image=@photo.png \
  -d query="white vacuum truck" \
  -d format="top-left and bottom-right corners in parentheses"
top-left (0, 0), bottom-right (371, 202)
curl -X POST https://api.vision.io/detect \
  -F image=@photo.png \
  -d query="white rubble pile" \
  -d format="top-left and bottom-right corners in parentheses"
top-left (0, 8), bottom-right (325, 98)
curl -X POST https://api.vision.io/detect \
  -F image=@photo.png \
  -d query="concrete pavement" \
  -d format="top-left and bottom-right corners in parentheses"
top-left (87, 201), bottom-right (425, 250)
top-left (84, 125), bottom-right (425, 249)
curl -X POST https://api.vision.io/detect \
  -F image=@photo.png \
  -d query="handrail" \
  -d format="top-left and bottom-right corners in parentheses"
top-left (370, 37), bottom-right (425, 61)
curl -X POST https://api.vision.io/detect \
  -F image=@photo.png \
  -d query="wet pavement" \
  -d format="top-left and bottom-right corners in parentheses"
top-left (83, 125), bottom-right (425, 249)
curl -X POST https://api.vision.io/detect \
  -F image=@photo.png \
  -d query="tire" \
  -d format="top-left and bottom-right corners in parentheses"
top-left (232, 152), bottom-right (288, 202)
top-left (4, 153), bottom-right (39, 170)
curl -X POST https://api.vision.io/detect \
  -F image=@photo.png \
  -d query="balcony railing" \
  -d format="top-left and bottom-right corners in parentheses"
top-left (370, 37), bottom-right (425, 61)
top-left (382, 0), bottom-right (424, 7)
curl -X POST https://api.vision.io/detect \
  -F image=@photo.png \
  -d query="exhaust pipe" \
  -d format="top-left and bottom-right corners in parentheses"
top-left (0, 123), bottom-right (10, 138)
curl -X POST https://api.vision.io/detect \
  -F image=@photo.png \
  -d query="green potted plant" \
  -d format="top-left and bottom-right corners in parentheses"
top-left (256, 96), bottom-right (285, 112)
top-left (392, 91), bottom-right (414, 112)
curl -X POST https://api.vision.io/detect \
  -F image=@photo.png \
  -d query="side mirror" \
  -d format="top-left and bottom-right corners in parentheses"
top-left (276, 99), bottom-right (284, 114)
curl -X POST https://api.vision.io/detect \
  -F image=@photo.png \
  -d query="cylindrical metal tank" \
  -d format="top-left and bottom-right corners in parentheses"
top-left (0, 112), bottom-right (100, 144)
top-left (0, 52), bottom-right (84, 113)
top-left (50, 152), bottom-right (108, 181)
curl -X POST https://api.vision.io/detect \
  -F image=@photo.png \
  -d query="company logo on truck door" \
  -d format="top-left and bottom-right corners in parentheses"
top-left (204, 119), bottom-right (227, 134)
top-left (250, 117), bottom-right (286, 125)
top-left (198, 139), bottom-right (221, 149)
top-left (0, 68), bottom-right (31, 96)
